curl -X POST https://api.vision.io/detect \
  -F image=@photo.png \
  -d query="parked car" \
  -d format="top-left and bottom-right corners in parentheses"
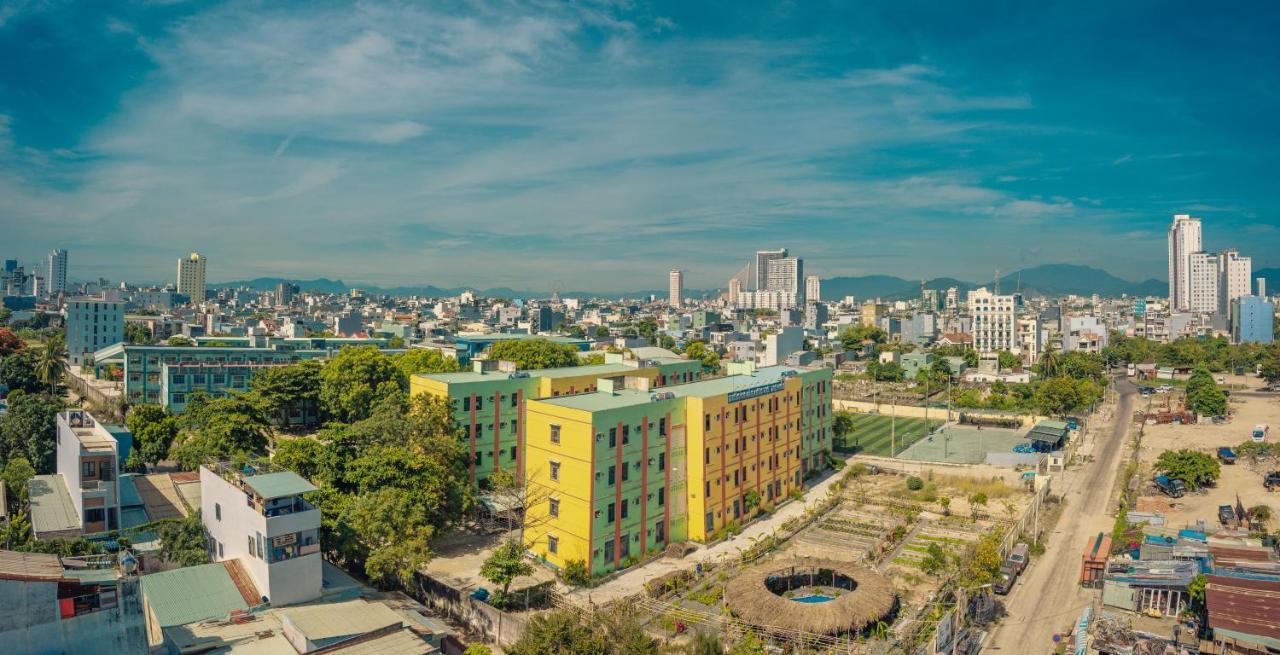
top-left (1007, 543), bottom-right (1030, 575)
top-left (1219, 505), bottom-right (1236, 525)
top-left (1154, 475), bottom-right (1187, 498)
top-left (1265, 472), bottom-right (1280, 491)
top-left (1218, 447), bottom-right (1237, 464)
top-left (994, 563), bottom-right (1018, 595)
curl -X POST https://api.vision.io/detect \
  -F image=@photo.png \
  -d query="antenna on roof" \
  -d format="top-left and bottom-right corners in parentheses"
top-left (994, 268), bottom-right (1001, 295)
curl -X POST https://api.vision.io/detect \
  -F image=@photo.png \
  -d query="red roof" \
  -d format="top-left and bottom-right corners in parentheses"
top-left (1206, 575), bottom-right (1280, 643)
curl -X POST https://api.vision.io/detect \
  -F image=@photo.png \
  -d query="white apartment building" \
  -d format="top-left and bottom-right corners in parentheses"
top-left (727, 277), bottom-right (742, 306)
top-left (669, 269), bottom-right (684, 307)
top-left (1062, 316), bottom-right (1109, 353)
top-left (967, 287), bottom-right (1018, 354)
top-left (1188, 252), bottom-right (1220, 314)
top-left (201, 464), bottom-right (322, 606)
top-left (1218, 249), bottom-right (1252, 315)
top-left (804, 275), bottom-right (821, 303)
top-left (176, 252), bottom-right (207, 303)
top-left (47, 249), bottom-right (68, 297)
top-left (1017, 316), bottom-right (1044, 364)
top-left (66, 296), bottom-right (124, 366)
top-left (1167, 214), bottom-right (1202, 311)
top-left (765, 256), bottom-right (804, 298)
top-left (754, 248), bottom-right (788, 290)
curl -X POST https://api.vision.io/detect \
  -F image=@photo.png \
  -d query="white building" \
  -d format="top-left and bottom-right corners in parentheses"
top-left (1063, 316), bottom-right (1109, 353)
top-left (47, 249), bottom-right (68, 297)
top-left (176, 252), bottom-right (207, 303)
top-left (1218, 249), bottom-right (1252, 316)
top-left (200, 464), bottom-right (322, 606)
top-left (28, 411), bottom-right (121, 540)
top-left (1167, 214), bottom-right (1202, 312)
top-left (727, 277), bottom-right (742, 306)
top-left (765, 256), bottom-right (804, 299)
top-left (65, 296), bottom-right (124, 366)
top-left (669, 269), bottom-right (684, 307)
top-left (967, 287), bottom-right (1018, 354)
top-left (754, 248), bottom-right (788, 291)
top-left (759, 326), bottom-right (805, 367)
top-left (1188, 251), bottom-right (1219, 314)
top-left (804, 275), bottom-right (821, 303)
top-left (1017, 316), bottom-right (1044, 363)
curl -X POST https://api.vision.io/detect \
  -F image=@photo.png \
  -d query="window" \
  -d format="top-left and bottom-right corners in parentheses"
top-left (549, 498), bottom-right (560, 517)
top-left (609, 427), bottom-right (617, 448)
top-left (248, 535), bottom-right (256, 558)
top-left (621, 464), bottom-right (629, 482)
top-left (510, 445), bottom-right (518, 460)
top-left (607, 503), bottom-right (616, 523)
top-left (658, 453), bottom-right (665, 471)
top-left (548, 535), bottom-right (559, 554)
top-left (607, 465), bottom-right (616, 485)
top-left (463, 397), bottom-right (471, 411)
top-left (215, 503), bottom-right (221, 521)
top-left (550, 424), bottom-right (561, 444)
top-left (85, 508), bottom-right (105, 523)
top-left (704, 481), bottom-right (711, 497)
top-left (621, 502), bottom-right (629, 519)
top-left (510, 394), bottom-right (518, 407)
top-left (550, 461), bottom-right (560, 481)
top-left (82, 460), bottom-right (96, 477)
top-left (704, 414), bottom-right (711, 431)
top-left (657, 488), bottom-right (665, 506)
top-left (218, 541), bottom-right (224, 559)
top-left (655, 519), bottom-right (665, 542)
top-left (659, 417), bottom-right (667, 436)
top-left (704, 448), bottom-right (710, 464)
top-left (622, 425), bottom-right (630, 445)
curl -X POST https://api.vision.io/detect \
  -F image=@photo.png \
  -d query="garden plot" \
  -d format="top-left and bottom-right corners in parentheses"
top-left (890, 521), bottom-right (985, 570)
top-left (791, 504), bottom-right (907, 561)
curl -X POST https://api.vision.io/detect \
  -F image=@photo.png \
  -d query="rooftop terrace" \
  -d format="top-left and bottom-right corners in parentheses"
top-left (537, 365), bottom-right (812, 413)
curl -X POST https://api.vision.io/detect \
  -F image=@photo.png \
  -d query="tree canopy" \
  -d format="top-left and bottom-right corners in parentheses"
top-left (486, 338), bottom-right (582, 369)
top-left (393, 349), bottom-right (461, 377)
top-left (682, 340), bottom-right (721, 372)
top-left (0, 392), bottom-right (63, 473)
top-left (1185, 367), bottom-right (1228, 417)
top-left (1155, 449), bottom-right (1220, 490)
top-left (319, 346), bottom-right (407, 422)
top-left (481, 538), bottom-right (534, 600)
top-left (839, 325), bottom-right (887, 352)
top-left (248, 359), bottom-right (323, 426)
top-left (126, 404), bottom-right (181, 468)
top-left (171, 393), bottom-right (270, 469)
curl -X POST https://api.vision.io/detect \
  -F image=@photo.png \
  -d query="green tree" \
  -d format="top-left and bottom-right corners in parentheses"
top-left (683, 340), bottom-right (721, 372)
top-left (728, 631), bottom-right (767, 655)
top-left (2, 456), bottom-right (35, 512)
top-left (839, 325), bottom-right (888, 352)
top-left (487, 338), bottom-right (582, 369)
top-left (320, 346), bottom-right (407, 422)
top-left (127, 404), bottom-right (181, 468)
top-left (155, 513), bottom-right (212, 567)
top-left (123, 323), bottom-right (154, 345)
top-left (1260, 351), bottom-right (1280, 384)
top-left (832, 411), bottom-right (854, 440)
top-left (340, 487), bottom-right (435, 588)
top-left (1187, 574), bottom-right (1207, 613)
top-left (996, 350), bottom-right (1020, 370)
top-left (33, 335), bottom-right (67, 392)
top-left (1057, 351), bottom-right (1106, 382)
top-left (394, 349), bottom-right (461, 377)
top-left (1032, 377), bottom-right (1083, 415)
top-left (1185, 367), bottom-right (1227, 417)
top-left (0, 510), bottom-right (33, 550)
top-left (867, 360), bottom-right (904, 382)
top-left (921, 541), bottom-right (950, 576)
top-left (685, 632), bottom-right (724, 655)
top-left (0, 393), bottom-right (62, 472)
top-left (166, 335), bottom-right (195, 347)
top-left (958, 532), bottom-right (1004, 588)
top-left (1036, 343), bottom-right (1060, 378)
top-left (508, 609), bottom-right (604, 655)
top-left (0, 350), bottom-right (42, 394)
top-left (1154, 449), bottom-right (1221, 490)
top-left (171, 395), bottom-right (270, 469)
top-left (272, 438), bottom-right (335, 485)
top-left (464, 645), bottom-right (493, 655)
top-left (480, 538), bottom-right (535, 601)
top-left (595, 326), bottom-right (610, 338)
top-left (248, 360), bottom-right (324, 426)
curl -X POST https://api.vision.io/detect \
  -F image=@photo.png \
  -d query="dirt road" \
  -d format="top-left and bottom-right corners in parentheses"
top-left (983, 378), bottom-right (1136, 652)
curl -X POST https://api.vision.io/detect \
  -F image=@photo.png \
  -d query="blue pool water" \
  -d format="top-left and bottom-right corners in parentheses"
top-left (791, 594), bottom-right (835, 603)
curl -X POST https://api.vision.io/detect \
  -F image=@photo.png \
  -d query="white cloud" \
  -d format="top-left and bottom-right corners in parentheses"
top-left (364, 121), bottom-right (429, 145)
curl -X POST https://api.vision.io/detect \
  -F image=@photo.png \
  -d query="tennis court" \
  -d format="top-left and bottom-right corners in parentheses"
top-left (896, 425), bottom-right (1027, 464)
top-left (836, 413), bottom-right (943, 457)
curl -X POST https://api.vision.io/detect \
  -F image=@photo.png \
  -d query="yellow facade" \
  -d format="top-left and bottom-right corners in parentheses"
top-left (523, 401), bottom-right (597, 570)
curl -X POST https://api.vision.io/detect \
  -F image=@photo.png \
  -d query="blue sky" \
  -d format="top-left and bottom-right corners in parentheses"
top-left (1, 1), bottom-right (1277, 291)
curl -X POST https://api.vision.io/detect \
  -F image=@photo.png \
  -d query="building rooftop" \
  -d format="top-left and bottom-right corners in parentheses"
top-left (281, 599), bottom-right (404, 643)
top-left (73, 426), bottom-right (118, 452)
top-left (28, 475), bottom-right (80, 535)
top-left (139, 561), bottom-right (250, 628)
top-left (538, 365), bottom-right (812, 413)
top-left (0, 549), bottom-right (65, 581)
top-left (417, 361), bottom-right (637, 385)
top-left (242, 471), bottom-right (318, 499)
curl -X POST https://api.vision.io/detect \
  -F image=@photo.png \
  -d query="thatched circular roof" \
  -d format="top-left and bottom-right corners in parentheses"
top-left (724, 558), bottom-right (896, 636)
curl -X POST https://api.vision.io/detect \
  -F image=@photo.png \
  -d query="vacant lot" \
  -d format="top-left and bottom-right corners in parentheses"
top-left (1134, 375), bottom-right (1280, 530)
top-left (838, 414), bottom-right (944, 457)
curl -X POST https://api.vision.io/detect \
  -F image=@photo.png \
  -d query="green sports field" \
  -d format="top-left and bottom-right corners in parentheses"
top-left (835, 414), bottom-right (943, 457)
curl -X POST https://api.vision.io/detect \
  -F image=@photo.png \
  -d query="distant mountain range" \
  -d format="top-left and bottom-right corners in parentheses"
top-left (212, 263), bottom-right (1275, 301)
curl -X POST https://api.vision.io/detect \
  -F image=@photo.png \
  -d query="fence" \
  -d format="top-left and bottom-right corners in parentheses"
top-left (411, 570), bottom-right (531, 646)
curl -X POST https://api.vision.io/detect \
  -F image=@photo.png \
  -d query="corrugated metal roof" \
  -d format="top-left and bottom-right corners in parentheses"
top-left (140, 561), bottom-right (249, 627)
top-left (1207, 575), bottom-right (1280, 646)
top-left (330, 628), bottom-right (435, 654)
top-left (282, 599), bottom-right (401, 641)
top-left (243, 471), bottom-right (317, 499)
top-left (28, 474), bottom-right (81, 535)
top-left (63, 567), bottom-right (118, 585)
top-left (0, 550), bottom-right (65, 581)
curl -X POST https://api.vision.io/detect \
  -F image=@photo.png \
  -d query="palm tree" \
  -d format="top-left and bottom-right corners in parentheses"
top-left (1038, 342), bottom-right (1060, 378)
top-left (34, 335), bottom-right (67, 392)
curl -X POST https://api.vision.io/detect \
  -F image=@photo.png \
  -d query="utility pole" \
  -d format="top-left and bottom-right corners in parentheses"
top-left (891, 397), bottom-right (897, 457)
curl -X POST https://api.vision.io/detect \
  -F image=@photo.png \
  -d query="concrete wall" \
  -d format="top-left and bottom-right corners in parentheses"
top-left (834, 399), bottom-right (1044, 427)
top-left (0, 578), bottom-right (148, 655)
top-left (849, 454), bottom-right (1033, 486)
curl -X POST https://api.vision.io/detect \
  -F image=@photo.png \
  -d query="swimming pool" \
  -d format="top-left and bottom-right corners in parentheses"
top-left (790, 594), bottom-right (835, 603)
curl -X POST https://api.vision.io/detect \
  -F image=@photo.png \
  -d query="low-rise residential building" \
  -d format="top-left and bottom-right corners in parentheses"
top-left (200, 464), bottom-right (322, 607)
top-left (1232, 295), bottom-right (1274, 345)
top-left (410, 355), bottom-right (704, 489)
top-left (522, 363), bottom-right (833, 577)
top-left (28, 411), bottom-right (123, 540)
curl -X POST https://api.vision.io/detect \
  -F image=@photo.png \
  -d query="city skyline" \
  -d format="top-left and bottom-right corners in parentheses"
top-left (2, 2), bottom-right (1279, 289)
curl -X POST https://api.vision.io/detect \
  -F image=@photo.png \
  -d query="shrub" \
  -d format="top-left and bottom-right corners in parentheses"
top-left (906, 476), bottom-right (924, 491)
top-left (562, 559), bottom-right (591, 587)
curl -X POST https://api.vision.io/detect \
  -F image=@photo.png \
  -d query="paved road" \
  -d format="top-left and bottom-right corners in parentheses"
top-left (984, 378), bottom-right (1137, 652)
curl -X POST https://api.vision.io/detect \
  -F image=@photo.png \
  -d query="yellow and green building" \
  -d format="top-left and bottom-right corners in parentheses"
top-left (409, 355), bottom-right (704, 489)
top-left (522, 363), bottom-right (833, 577)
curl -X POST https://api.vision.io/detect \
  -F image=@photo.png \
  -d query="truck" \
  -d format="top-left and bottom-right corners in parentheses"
top-left (1154, 475), bottom-right (1186, 498)
top-left (1265, 472), bottom-right (1280, 492)
top-left (994, 563), bottom-right (1019, 595)
top-left (1254, 424), bottom-right (1270, 442)
top-left (1219, 505), bottom-right (1236, 526)
top-left (1007, 543), bottom-right (1031, 575)
top-left (1218, 447), bottom-right (1237, 464)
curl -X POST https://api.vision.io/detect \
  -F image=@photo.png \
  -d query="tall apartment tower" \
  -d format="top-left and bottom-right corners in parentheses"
top-left (1188, 252), bottom-right (1220, 314)
top-left (668, 270), bottom-right (684, 307)
top-left (754, 248), bottom-right (788, 291)
top-left (47, 249), bottom-right (68, 297)
top-left (804, 275), bottom-right (821, 303)
top-left (967, 287), bottom-right (1019, 353)
top-left (765, 257), bottom-right (804, 297)
top-left (1218, 249), bottom-right (1252, 315)
top-left (177, 252), bottom-right (207, 303)
top-left (727, 277), bottom-right (742, 305)
top-left (1167, 214), bottom-right (1202, 311)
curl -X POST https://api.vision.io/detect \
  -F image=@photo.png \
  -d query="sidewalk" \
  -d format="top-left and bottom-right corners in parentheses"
top-left (565, 460), bottom-right (854, 604)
